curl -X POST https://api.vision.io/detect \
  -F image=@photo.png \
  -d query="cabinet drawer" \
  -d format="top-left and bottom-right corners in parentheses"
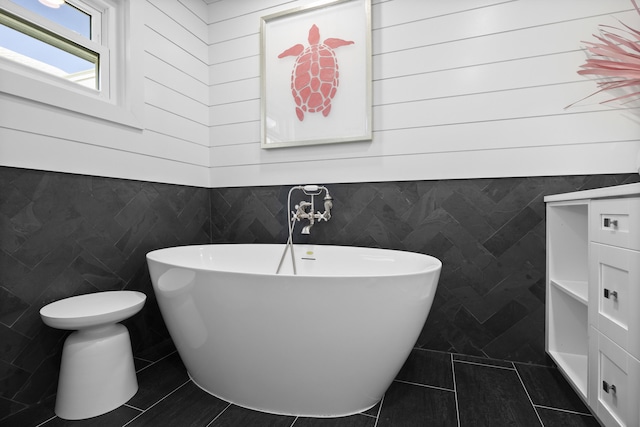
top-left (590, 198), bottom-right (640, 250)
top-left (589, 243), bottom-right (640, 359)
top-left (589, 328), bottom-right (640, 427)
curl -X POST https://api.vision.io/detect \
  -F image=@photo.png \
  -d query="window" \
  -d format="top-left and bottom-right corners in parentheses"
top-left (0, 0), bottom-right (143, 128)
top-left (1, 0), bottom-right (107, 94)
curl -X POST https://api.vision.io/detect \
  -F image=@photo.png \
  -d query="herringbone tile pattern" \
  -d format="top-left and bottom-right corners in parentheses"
top-left (0, 167), bottom-right (211, 420)
top-left (1, 165), bottom-right (638, 422)
top-left (210, 174), bottom-right (639, 363)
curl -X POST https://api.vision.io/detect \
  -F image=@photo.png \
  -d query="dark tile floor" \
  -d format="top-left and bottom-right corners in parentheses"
top-left (2, 347), bottom-right (601, 427)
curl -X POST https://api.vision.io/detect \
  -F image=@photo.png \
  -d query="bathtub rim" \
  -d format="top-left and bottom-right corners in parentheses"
top-left (146, 243), bottom-right (442, 279)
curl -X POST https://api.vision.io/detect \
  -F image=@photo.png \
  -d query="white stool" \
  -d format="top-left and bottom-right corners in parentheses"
top-left (40, 291), bottom-right (146, 420)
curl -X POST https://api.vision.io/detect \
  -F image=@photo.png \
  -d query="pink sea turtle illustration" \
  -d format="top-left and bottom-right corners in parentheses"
top-left (278, 24), bottom-right (354, 121)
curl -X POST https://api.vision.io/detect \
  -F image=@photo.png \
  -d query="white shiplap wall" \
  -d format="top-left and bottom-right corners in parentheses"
top-left (208, 0), bottom-right (640, 188)
top-left (0, 0), bottom-right (211, 187)
top-left (2, 0), bottom-right (638, 189)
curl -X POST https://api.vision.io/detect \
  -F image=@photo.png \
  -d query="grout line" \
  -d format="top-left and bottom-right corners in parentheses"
top-left (205, 402), bottom-right (232, 427)
top-left (123, 403), bottom-right (144, 412)
top-left (372, 393), bottom-right (384, 427)
top-left (122, 379), bottom-right (191, 427)
top-left (34, 415), bottom-right (57, 427)
top-left (135, 349), bottom-right (178, 374)
top-left (451, 353), bottom-right (461, 427)
top-left (394, 379), bottom-right (455, 393)
top-left (453, 359), bottom-right (516, 370)
top-left (533, 404), bottom-right (594, 417)
top-left (359, 412), bottom-right (378, 419)
top-left (512, 362), bottom-right (545, 427)
top-left (134, 356), bottom-right (155, 364)
top-left (421, 347), bottom-right (529, 368)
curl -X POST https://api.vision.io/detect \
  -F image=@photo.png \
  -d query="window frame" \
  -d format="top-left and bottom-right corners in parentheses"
top-left (0, 2), bottom-right (106, 94)
top-left (0, 0), bottom-right (143, 129)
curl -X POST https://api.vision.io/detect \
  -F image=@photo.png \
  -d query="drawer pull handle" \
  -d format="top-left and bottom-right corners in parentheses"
top-left (603, 218), bottom-right (618, 228)
top-left (604, 289), bottom-right (618, 300)
top-left (602, 381), bottom-right (617, 394)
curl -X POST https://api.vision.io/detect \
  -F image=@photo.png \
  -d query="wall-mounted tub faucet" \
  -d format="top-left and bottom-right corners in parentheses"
top-left (276, 185), bottom-right (333, 274)
top-left (292, 185), bottom-right (333, 234)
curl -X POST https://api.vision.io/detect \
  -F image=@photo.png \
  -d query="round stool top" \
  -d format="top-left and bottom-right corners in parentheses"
top-left (40, 291), bottom-right (146, 330)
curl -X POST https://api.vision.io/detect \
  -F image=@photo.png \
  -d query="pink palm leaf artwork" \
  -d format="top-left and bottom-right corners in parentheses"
top-left (569, 0), bottom-right (640, 107)
top-left (278, 24), bottom-right (354, 121)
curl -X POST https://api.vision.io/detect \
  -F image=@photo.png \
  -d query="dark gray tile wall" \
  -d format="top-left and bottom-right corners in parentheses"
top-left (1, 165), bottom-right (638, 422)
top-left (0, 167), bottom-right (211, 420)
top-left (209, 174), bottom-right (639, 363)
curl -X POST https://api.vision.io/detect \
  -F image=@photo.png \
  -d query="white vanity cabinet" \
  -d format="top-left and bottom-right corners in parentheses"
top-left (545, 183), bottom-right (640, 427)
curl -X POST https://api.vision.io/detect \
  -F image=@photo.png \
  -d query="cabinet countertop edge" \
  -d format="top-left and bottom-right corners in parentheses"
top-left (544, 182), bottom-right (640, 203)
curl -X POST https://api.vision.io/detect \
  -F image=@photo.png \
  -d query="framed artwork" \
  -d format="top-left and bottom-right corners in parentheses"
top-left (260, 0), bottom-right (372, 149)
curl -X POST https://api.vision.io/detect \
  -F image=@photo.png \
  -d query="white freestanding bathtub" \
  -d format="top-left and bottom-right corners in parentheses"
top-left (146, 244), bottom-right (441, 417)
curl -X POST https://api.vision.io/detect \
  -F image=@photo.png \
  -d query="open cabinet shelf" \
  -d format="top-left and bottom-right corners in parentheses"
top-left (549, 279), bottom-right (587, 305)
top-left (546, 201), bottom-right (589, 399)
top-left (547, 201), bottom-right (589, 300)
top-left (547, 282), bottom-right (588, 398)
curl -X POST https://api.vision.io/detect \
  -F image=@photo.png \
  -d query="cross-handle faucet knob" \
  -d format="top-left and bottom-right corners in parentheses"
top-left (293, 201), bottom-right (313, 221)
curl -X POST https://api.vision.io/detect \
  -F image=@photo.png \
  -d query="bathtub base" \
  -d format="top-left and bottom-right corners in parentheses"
top-left (189, 373), bottom-right (381, 418)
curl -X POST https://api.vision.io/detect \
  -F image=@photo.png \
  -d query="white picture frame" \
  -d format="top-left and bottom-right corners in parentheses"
top-left (260, 0), bottom-right (372, 149)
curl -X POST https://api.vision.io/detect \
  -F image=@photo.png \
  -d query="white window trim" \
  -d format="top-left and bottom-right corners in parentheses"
top-left (0, 0), bottom-right (143, 129)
